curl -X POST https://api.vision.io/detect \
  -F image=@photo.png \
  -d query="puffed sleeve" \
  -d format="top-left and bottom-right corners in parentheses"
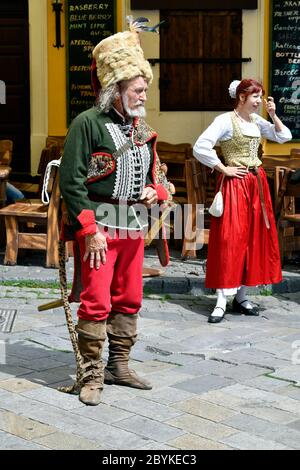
top-left (255, 115), bottom-right (292, 143)
top-left (193, 114), bottom-right (231, 169)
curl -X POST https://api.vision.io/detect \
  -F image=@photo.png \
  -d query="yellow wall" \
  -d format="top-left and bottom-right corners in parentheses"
top-left (47, 0), bottom-right (124, 137)
top-left (47, 0), bottom-right (67, 136)
top-left (29, 0), bottom-right (48, 174)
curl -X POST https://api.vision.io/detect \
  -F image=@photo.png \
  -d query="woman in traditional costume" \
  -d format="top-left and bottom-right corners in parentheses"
top-left (193, 79), bottom-right (292, 323)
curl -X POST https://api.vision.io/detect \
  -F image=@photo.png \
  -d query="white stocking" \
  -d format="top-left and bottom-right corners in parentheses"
top-left (211, 289), bottom-right (227, 317)
top-left (236, 286), bottom-right (253, 309)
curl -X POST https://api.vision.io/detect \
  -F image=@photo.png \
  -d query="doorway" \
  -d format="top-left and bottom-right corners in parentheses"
top-left (0, 0), bottom-right (30, 174)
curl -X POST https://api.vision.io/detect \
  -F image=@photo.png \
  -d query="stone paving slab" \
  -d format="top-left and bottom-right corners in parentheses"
top-left (239, 403), bottom-right (298, 425)
top-left (33, 431), bottom-right (104, 450)
top-left (242, 375), bottom-right (296, 392)
top-left (0, 377), bottom-right (42, 393)
top-left (112, 396), bottom-right (184, 422)
top-left (276, 385), bottom-right (300, 400)
top-left (222, 414), bottom-right (300, 450)
top-left (166, 414), bottom-right (237, 441)
top-left (173, 374), bottom-right (235, 394)
top-left (73, 402), bottom-right (134, 424)
top-left (113, 415), bottom-right (185, 444)
top-left (269, 366), bottom-right (300, 385)
top-left (74, 419), bottom-right (153, 450)
top-left (167, 433), bottom-right (232, 450)
top-left (20, 387), bottom-right (84, 411)
top-left (220, 431), bottom-right (291, 450)
top-left (0, 430), bottom-right (48, 450)
top-left (0, 409), bottom-right (57, 440)
top-left (173, 397), bottom-right (239, 423)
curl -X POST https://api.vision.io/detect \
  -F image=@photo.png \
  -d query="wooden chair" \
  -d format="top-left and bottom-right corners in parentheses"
top-left (182, 158), bottom-right (210, 257)
top-left (184, 146), bottom-right (226, 256)
top-left (46, 136), bottom-right (65, 151)
top-left (156, 141), bottom-right (200, 258)
top-left (275, 166), bottom-right (300, 263)
top-left (0, 145), bottom-right (62, 267)
top-left (156, 141), bottom-right (192, 204)
top-left (0, 140), bottom-right (13, 166)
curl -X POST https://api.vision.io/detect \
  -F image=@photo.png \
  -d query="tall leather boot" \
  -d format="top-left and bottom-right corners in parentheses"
top-left (104, 312), bottom-right (152, 390)
top-left (75, 319), bottom-right (106, 406)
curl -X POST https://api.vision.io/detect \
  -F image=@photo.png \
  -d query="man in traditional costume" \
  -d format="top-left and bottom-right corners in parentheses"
top-left (60, 19), bottom-right (170, 405)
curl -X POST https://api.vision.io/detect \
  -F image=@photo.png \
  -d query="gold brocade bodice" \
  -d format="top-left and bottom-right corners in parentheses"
top-left (219, 112), bottom-right (262, 167)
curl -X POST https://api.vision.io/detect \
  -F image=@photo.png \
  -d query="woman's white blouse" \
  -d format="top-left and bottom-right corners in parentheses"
top-left (193, 112), bottom-right (292, 169)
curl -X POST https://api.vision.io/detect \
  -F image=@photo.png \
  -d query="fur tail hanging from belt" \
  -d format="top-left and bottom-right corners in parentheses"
top-left (57, 239), bottom-right (84, 393)
top-left (38, 239), bottom-right (84, 394)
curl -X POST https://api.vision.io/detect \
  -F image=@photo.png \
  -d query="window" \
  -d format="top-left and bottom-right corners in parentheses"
top-left (159, 10), bottom-right (242, 111)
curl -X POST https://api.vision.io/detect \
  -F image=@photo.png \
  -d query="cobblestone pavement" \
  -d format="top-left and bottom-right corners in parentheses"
top-left (0, 282), bottom-right (300, 450)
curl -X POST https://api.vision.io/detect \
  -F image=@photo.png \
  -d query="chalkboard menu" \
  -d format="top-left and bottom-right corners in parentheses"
top-left (270, 0), bottom-right (300, 141)
top-left (66, 0), bottom-right (116, 124)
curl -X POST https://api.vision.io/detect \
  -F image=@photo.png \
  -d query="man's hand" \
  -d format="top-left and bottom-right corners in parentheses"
top-left (139, 187), bottom-right (158, 208)
top-left (83, 231), bottom-right (107, 269)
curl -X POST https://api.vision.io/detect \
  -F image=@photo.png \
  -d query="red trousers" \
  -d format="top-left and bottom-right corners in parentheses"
top-left (76, 230), bottom-right (144, 321)
top-left (206, 168), bottom-right (282, 289)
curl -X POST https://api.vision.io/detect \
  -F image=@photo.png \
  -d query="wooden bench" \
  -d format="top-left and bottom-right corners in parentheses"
top-left (0, 146), bottom-right (61, 267)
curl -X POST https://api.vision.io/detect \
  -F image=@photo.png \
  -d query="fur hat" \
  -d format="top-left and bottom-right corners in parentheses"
top-left (92, 21), bottom-right (153, 90)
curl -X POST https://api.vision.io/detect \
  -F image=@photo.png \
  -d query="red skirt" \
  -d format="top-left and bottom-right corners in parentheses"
top-left (205, 168), bottom-right (282, 289)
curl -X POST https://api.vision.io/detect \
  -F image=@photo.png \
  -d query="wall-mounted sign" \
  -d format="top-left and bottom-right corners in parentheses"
top-left (270, 0), bottom-right (300, 141)
top-left (131, 0), bottom-right (257, 9)
top-left (66, 0), bottom-right (116, 124)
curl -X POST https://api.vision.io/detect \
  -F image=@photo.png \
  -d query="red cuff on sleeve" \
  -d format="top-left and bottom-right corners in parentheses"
top-left (155, 184), bottom-right (169, 202)
top-left (146, 183), bottom-right (169, 202)
top-left (76, 209), bottom-right (97, 236)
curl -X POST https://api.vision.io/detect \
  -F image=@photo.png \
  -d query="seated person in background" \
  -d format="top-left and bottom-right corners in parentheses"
top-left (6, 182), bottom-right (24, 204)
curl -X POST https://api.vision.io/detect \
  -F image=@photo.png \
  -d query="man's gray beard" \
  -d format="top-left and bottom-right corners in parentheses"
top-left (122, 93), bottom-right (146, 118)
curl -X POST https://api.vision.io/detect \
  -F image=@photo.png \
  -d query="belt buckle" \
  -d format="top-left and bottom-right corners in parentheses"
top-left (249, 166), bottom-right (258, 175)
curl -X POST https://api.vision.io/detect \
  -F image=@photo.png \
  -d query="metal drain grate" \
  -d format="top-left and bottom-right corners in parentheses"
top-left (0, 309), bottom-right (17, 333)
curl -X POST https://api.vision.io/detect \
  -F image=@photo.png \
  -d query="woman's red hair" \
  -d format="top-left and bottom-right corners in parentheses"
top-left (234, 79), bottom-right (265, 106)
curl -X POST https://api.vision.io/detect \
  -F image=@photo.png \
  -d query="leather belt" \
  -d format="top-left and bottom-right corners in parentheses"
top-left (248, 167), bottom-right (270, 230)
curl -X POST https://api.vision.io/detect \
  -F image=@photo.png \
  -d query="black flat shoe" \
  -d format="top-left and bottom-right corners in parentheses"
top-left (208, 307), bottom-right (226, 323)
top-left (232, 297), bottom-right (259, 316)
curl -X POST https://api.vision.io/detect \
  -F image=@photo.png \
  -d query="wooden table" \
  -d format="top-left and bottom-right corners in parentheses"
top-left (0, 165), bottom-right (11, 246)
top-left (263, 156), bottom-right (300, 170)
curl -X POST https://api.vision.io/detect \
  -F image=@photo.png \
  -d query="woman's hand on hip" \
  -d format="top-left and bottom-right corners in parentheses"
top-left (83, 231), bottom-right (107, 269)
top-left (224, 166), bottom-right (249, 179)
